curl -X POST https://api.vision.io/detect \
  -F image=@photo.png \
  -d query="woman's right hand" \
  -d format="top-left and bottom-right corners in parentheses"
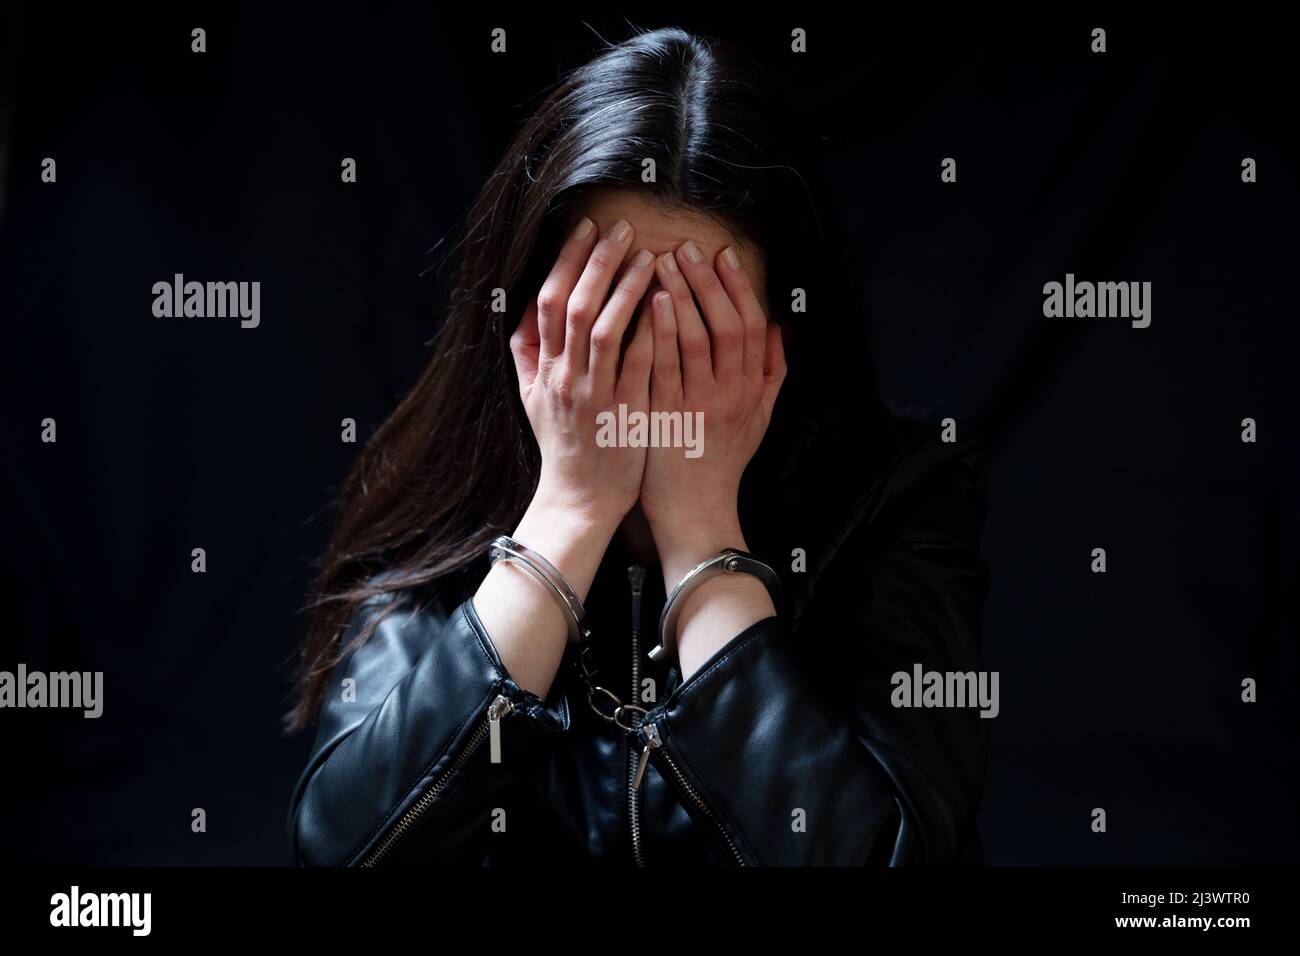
top-left (509, 216), bottom-right (656, 529)
top-left (477, 217), bottom-right (655, 697)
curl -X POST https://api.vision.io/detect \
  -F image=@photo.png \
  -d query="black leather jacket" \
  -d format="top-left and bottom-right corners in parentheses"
top-left (286, 413), bottom-right (990, 866)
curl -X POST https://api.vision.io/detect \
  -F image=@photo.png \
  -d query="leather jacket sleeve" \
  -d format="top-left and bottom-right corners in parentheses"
top-left (287, 586), bottom-right (570, 866)
top-left (631, 436), bottom-right (991, 865)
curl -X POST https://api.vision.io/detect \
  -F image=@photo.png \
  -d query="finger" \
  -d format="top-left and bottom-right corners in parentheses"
top-left (589, 248), bottom-right (655, 394)
top-left (654, 250), bottom-right (711, 397)
top-left (675, 240), bottom-right (743, 381)
top-left (649, 289), bottom-right (683, 407)
top-left (566, 218), bottom-right (636, 376)
top-left (537, 215), bottom-right (598, 363)
top-left (715, 245), bottom-right (767, 386)
top-left (761, 321), bottom-right (788, 414)
top-left (509, 297), bottom-right (541, 396)
top-left (617, 293), bottom-right (655, 406)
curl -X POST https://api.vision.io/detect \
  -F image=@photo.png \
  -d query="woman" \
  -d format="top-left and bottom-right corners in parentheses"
top-left (284, 25), bottom-right (990, 867)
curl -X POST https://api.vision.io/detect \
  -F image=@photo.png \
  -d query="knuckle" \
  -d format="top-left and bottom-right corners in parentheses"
top-left (695, 269), bottom-right (721, 292)
top-left (654, 355), bottom-right (681, 378)
top-left (681, 334), bottom-right (711, 360)
top-left (588, 246), bottom-right (617, 272)
top-left (714, 323), bottom-right (743, 349)
top-left (567, 297), bottom-right (597, 328)
top-left (536, 287), bottom-right (565, 318)
top-left (609, 281), bottom-right (640, 308)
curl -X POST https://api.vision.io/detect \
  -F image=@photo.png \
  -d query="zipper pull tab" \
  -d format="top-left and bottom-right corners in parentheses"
top-left (633, 721), bottom-right (661, 789)
top-left (628, 565), bottom-right (646, 633)
top-left (488, 694), bottom-right (513, 764)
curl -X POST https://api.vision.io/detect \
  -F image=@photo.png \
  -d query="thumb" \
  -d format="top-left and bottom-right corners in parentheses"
top-left (510, 297), bottom-right (541, 396)
top-left (761, 321), bottom-right (787, 414)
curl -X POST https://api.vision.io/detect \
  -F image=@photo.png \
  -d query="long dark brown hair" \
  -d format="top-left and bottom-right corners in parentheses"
top-left (283, 25), bottom-right (890, 735)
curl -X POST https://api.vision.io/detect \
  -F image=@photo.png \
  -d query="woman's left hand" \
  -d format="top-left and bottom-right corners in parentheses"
top-left (639, 240), bottom-right (786, 586)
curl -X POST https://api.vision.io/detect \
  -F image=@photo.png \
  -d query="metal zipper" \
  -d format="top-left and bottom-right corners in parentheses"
top-left (633, 719), bottom-right (748, 866)
top-left (626, 565), bottom-right (647, 867)
top-left (358, 691), bottom-right (514, 867)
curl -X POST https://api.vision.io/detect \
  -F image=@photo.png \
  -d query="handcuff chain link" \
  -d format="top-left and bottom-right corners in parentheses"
top-left (573, 632), bottom-right (647, 734)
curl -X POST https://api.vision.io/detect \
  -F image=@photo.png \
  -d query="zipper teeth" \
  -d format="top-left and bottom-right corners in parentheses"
top-left (358, 696), bottom-right (505, 867)
top-left (652, 729), bottom-right (747, 866)
top-left (628, 565), bottom-right (646, 867)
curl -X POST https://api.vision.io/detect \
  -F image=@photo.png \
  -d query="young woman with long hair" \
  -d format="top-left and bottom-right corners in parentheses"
top-left (284, 25), bottom-right (990, 867)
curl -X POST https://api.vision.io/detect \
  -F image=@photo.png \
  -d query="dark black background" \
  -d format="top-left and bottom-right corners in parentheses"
top-left (2, 4), bottom-right (1296, 866)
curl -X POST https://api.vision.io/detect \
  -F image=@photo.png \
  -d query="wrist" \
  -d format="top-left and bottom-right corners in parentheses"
top-left (509, 492), bottom-right (619, 604)
top-left (528, 481), bottom-right (626, 540)
top-left (653, 517), bottom-right (747, 588)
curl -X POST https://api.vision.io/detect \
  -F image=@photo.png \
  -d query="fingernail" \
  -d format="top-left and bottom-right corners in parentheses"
top-left (681, 240), bottom-right (703, 263)
top-left (633, 249), bottom-right (653, 269)
top-left (659, 251), bottom-right (678, 273)
top-left (612, 219), bottom-right (632, 241)
top-left (722, 246), bottom-right (741, 270)
top-left (572, 217), bottom-right (594, 240)
top-left (654, 290), bottom-right (672, 310)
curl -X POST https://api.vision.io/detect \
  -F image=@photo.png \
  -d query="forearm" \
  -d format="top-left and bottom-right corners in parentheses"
top-left (472, 489), bottom-right (619, 699)
top-left (656, 515), bottom-right (777, 682)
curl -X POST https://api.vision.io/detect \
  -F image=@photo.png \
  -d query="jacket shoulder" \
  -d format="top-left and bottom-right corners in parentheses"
top-left (882, 412), bottom-right (985, 480)
top-left (786, 411), bottom-right (987, 631)
top-left (301, 569), bottom-right (480, 752)
top-left (866, 412), bottom-right (988, 528)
